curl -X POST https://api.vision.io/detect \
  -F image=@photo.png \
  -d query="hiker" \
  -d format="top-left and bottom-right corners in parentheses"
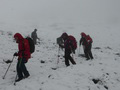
top-left (31, 29), bottom-right (39, 45)
top-left (13, 33), bottom-right (31, 82)
top-left (59, 32), bottom-right (76, 66)
top-left (79, 32), bottom-right (93, 60)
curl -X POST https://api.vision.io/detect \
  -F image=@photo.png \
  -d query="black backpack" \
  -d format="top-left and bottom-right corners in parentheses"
top-left (26, 37), bottom-right (35, 54)
top-left (56, 36), bottom-right (63, 45)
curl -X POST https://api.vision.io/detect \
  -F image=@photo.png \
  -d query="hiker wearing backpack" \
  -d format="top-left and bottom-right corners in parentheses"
top-left (79, 32), bottom-right (93, 60)
top-left (31, 29), bottom-right (39, 45)
top-left (59, 32), bottom-right (76, 66)
top-left (13, 33), bottom-right (31, 82)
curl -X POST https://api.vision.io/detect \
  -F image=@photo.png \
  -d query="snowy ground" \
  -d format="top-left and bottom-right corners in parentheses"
top-left (0, 22), bottom-right (120, 90)
top-left (0, 0), bottom-right (120, 90)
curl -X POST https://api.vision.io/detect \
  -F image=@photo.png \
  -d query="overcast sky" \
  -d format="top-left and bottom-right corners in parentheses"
top-left (0, 0), bottom-right (120, 26)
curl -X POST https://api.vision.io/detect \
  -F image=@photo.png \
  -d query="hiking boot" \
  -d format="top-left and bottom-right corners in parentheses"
top-left (66, 64), bottom-right (70, 67)
top-left (24, 74), bottom-right (30, 78)
top-left (86, 58), bottom-right (90, 60)
top-left (91, 57), bottom-right (94, 60)
top-left (15, 78), bottom-right (23, 82)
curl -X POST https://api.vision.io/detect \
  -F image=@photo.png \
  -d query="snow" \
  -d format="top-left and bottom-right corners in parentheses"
top-left (0, 0), bottom-right (120, 90)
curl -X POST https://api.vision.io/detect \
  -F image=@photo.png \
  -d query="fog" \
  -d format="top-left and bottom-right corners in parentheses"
top-left (0, 0), bottom-right (120, 27)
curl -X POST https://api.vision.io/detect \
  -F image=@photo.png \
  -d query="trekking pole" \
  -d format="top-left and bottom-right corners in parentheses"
top-left (3, 56), bottom-right (15, 79)
top-left (57, 46), bottom-right (60, 64)
top-left (79, 45), bottom-right (81, 55)
top-left (14, 74), bottom-right (17, 86)
top-left (78, 44), bottom-right (81, 57)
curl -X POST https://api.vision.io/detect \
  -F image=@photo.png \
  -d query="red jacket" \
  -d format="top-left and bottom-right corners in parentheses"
top-left (80, 33), bottom-right (93, 47)
top-left (14, 33), bottom-right (31, 61)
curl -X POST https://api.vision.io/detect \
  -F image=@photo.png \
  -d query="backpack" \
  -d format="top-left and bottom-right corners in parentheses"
top-left (68, 35), bottom-right (77, 50)
top-left (86, 35), bottom-right (93, 44)
top-left (57, 36), bottom-right (63, 45)
top-left (26, 37), bottom-right (35, 54)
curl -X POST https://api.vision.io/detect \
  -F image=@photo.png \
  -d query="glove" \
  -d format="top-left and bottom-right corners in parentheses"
top-left (59, 44), bottom-right (63, 48)
top-left (13, 52), bottom-right (18, 56)
top-left (38, 38), bottom-right (40, 40)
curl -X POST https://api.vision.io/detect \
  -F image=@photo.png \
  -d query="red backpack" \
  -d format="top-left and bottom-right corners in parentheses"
top-left (86, 35), bottom-right (93, 44)
top-left (68, 35), bottom-right (77, 50)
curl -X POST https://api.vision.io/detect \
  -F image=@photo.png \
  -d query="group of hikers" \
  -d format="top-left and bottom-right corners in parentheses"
top-left (12, 29), bottom-right (93, 82)
top-left (58, 32), bottom-right (94, 66)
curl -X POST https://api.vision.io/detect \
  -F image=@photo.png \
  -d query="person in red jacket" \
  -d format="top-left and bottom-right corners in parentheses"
top-left (14, 33), bottom-right (31, 82)
top-left (79, 32), bottom-right (93, 60)
top-left (59, 32), bottom-right (76, 66)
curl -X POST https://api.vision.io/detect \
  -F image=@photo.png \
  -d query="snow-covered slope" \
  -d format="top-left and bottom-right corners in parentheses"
top-left (0, 23), bottom-right (120, 90)
top-left (0, 0), bottom-right (120, 90)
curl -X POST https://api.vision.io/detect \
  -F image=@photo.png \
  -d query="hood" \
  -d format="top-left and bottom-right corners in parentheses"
top-left (14, 33), bottom-right (24, 42)
top-left (81, 32), bottom-right (87, 37)
top-left (61, 32), bottom-right (68, 40)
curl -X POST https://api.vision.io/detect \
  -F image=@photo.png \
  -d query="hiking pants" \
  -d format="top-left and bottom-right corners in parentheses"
top-left (17, 58), bottom-right (29, 79)
top-left (33, 38), bottom-right (37, 45)
top-left (65, 49), bottom-right (76, 66)
top-left (84, 43), bottom-right (93, 59)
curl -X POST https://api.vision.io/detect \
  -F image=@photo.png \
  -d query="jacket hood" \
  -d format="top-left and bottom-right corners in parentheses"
top-left (14, 33), bottom-right (24, 41)
top-left (81, 32), bottom-right (87, 37)
top-left (61, 32), bottom-right (68, 40)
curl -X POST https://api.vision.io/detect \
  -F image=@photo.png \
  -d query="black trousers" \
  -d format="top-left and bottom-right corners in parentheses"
top-left (84, 43), bottom-right (93, 59)
top-left (33, 38), bottom-right (37, 45)
top-left (65, 49), bottom-right (76, 66)
top-left (17, 58), bottom-right (29, 79)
